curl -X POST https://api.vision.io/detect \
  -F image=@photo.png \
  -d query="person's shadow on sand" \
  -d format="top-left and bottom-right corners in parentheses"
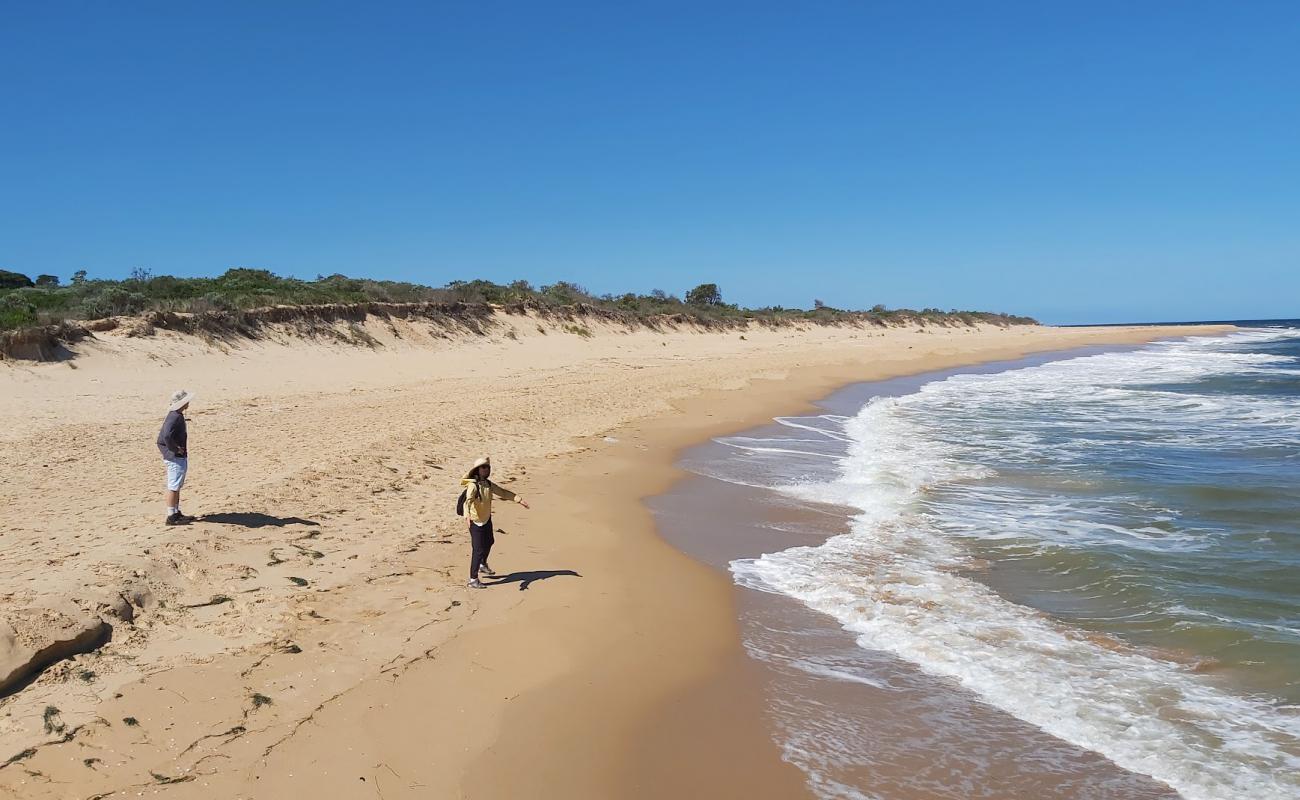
top-left (487, 570), bottom-right (581, 591)
top-left (199, 512), bottom-right (320, 529)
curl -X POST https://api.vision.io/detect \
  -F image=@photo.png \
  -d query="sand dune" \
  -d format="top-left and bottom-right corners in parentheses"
top-left (0, 314), bottom-right (1227, 798)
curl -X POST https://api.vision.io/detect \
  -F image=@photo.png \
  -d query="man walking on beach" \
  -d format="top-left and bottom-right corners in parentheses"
top-left (157, 389), bottom-right (195, 526)
top-left (459, 455), bottom-right (529, 588)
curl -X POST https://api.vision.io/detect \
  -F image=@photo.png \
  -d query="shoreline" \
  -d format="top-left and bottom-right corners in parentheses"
top-left (650, 347), bottom-right (1189, 799)
top-left (471, 327), bottom-right (1226, 799)
top-left (0, 322), bottom-right (1231, 798)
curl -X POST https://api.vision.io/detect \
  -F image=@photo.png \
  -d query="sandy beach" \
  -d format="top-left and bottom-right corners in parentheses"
top-left (0, 315), bottom-right (1228, 798)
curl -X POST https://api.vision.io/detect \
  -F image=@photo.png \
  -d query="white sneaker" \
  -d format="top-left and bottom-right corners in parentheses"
top-left (467, 579), bottom-right (485, 589)
top-left (479, 564), bottom-right (495, 577)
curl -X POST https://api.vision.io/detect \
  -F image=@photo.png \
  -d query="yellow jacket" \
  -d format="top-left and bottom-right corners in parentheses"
top-left (460, 477), bottom-right (520, 525)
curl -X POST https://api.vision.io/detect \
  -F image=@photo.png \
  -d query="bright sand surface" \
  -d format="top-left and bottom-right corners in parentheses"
top-left (0, 315), bottom-right (1230, 798)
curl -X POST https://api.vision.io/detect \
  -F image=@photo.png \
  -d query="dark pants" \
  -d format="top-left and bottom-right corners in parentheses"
top-left (469, 519), bottom-right (494, 580)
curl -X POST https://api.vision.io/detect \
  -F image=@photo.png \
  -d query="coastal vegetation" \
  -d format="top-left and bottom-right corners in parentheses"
top-left (0, 267), bottom-right (1036, 359)
top-left (0, 267), bottom-right (1035, 332)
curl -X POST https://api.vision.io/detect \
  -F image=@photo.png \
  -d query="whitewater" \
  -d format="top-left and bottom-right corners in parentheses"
top-left (723, 328), bottom-right (1300, 800)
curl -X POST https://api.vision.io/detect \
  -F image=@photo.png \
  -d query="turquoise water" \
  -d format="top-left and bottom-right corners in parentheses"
top-left (715, 327), bottom-right (1300, 800)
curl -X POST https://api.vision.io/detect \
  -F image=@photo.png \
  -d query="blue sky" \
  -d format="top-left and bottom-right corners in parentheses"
top-left (3, 2), bottom-right (1297, 324)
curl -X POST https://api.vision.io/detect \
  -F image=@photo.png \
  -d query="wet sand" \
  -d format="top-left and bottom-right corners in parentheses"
top-left (649, 352), bottom-right (1184, 799)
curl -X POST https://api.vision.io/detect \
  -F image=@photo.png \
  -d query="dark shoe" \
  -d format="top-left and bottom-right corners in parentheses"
top-left (479, 564), bottom-right (495, 577)
top-left (165, 513), bottom-right (186, 526)
top-left (176, 512), bottom-right (197, 523)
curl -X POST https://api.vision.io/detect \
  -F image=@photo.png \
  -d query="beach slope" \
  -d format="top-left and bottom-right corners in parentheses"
top-left (0, 317), bottom-right (1227, 798)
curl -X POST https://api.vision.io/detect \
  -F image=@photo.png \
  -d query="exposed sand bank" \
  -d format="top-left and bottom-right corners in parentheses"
top-left (0, 317), bottom-right (1229, 797)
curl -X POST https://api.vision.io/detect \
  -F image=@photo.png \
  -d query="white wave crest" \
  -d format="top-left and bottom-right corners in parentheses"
top-left (733, 328), bottom-right (1300, 800)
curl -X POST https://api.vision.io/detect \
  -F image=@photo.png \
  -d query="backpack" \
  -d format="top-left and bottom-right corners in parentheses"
top-left (455, 488), bottom-right (467, 517)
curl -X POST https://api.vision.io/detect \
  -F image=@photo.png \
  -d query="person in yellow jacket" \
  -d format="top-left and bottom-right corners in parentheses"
top-left (459, 455), bottom-right (529, 588)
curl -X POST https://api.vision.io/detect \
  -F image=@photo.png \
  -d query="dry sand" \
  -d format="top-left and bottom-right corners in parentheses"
top-left (0, 315), bottom-right (1229, 798)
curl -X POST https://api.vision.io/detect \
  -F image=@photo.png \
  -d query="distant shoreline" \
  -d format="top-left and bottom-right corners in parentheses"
top-left (652, 345), bottom-right (1201, 798)
top-left (1059, 316), bottom-right (1296, 328)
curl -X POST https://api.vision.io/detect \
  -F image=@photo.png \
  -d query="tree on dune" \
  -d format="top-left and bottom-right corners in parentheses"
top-left (686, 283), bottom-right (723, 307)
top-left (0, 270), bottom-right (34, 290)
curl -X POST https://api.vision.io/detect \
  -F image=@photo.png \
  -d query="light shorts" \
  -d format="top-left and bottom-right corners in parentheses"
top-left (164, 456), bottom-right (188, 491)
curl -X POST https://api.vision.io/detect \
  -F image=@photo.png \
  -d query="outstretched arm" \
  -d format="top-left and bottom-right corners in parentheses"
top-left (490, 481), bottom-right (528, 508)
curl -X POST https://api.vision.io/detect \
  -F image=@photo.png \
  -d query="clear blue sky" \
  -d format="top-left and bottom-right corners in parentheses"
top-left (3, 2), bottom-right (1298, 324)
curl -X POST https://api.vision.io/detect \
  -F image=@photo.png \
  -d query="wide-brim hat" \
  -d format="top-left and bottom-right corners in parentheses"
top-left (463, 455), bottom-right (490, 480)
top-left (168, 389), bottom-right (194, 413)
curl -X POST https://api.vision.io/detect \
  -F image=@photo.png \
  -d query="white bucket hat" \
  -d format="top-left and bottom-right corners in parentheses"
top-left (168, 389), bottom-right (194, 413)
top-left (463, 455), bottom-right (490, 480)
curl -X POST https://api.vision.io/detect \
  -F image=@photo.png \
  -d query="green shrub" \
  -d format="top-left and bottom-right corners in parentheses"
top-left (78, 286), bottom-right (149, 319)
top-left (0, 295), bottom-right (37, 329)
top-left (540, 281), bottom-right (592, 305)
top-left (8, 287), bottom-right (68, 312)
top-left (143, 275), bottom-right (205, 300)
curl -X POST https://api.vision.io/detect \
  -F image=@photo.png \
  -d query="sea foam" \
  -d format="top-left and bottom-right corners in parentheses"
top-left (726, 330), bottom-right (1300, 800)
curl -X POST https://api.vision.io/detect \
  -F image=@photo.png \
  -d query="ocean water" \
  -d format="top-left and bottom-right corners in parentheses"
top-left (706, 326), bottom-right (1300, 800)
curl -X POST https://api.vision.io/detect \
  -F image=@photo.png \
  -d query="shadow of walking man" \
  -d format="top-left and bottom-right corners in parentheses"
top-left (198, 512), bottom-right (320, 528)
top-left (487, 569), bottom-right (581, 591)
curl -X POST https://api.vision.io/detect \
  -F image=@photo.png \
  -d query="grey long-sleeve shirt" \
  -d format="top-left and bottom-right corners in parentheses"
top-left (157, 410), bottom-right (187, 459)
